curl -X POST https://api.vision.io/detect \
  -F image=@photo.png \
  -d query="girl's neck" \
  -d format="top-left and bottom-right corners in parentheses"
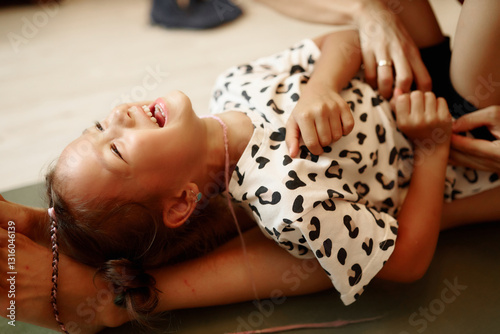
top-left (199, 111), bottom-right (253, 196)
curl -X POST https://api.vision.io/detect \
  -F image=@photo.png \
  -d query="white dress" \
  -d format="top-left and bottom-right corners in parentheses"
top-left (209, 39), bottom-right (500, 305)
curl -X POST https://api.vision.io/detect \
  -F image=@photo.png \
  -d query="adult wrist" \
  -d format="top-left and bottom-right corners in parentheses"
top-left (354, 0), bottom-right (390, 28)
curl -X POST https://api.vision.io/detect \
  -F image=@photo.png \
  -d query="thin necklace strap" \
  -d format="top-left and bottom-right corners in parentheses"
top-left (203, 115), bottom-right (230, 191)
top-left (202, 114), bottom-right (259, 302)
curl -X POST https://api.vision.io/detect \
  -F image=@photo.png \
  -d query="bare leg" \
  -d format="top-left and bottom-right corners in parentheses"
top-left (441, 186), bottom-right (500, 230)
top-left (450, 0), bottom-right (500, 109)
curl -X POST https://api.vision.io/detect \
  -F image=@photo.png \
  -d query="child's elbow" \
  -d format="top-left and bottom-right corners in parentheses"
top-left (394, 264), bottom-right (428, 283)
top-left (378, 249), bottom-right (431, 283)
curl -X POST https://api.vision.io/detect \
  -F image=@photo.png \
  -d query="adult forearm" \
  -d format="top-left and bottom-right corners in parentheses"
top-left (255, 0), bottom-right (363, 26)
top-left (151, 228), bottom-right (331, 312)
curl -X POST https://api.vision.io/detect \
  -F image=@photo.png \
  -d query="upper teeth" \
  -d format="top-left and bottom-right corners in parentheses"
top-left (155, 104), bottom-right (166, 118)
top-left (141, 105), bottom-right (159, 126)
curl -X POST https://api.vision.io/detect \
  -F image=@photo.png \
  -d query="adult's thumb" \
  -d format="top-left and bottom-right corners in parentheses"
top-left (452, 107), bottom-right (493, 133)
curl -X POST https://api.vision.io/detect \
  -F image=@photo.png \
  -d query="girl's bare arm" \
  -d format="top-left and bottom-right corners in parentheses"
top-left (377, 92), bottom-right (452, 282)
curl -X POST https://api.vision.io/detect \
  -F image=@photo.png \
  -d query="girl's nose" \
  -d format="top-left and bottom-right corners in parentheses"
top-left (111, 106), bottom-right (135, 128)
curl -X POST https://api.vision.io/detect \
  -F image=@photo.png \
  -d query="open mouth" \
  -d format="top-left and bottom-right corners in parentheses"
top-left (141, 99), bottom-right (167, 128)
top-left (152, 103), bottom-right (166, 127)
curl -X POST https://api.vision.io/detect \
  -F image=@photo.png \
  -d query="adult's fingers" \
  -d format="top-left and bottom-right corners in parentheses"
top-left (452, 106), bottom-right (500, 133)
top-left (392, 53), bottom-right (414, 94)
top-left (409, 51), bottom-right (432, 93)
top-left (362, 49), bottom-right (377, 89)
top-left (377, 60), bottom-right (394, 100)
top-left (450, 133), bottom-right (500, 159)
top-left (449, 148), bottom-right (500, 172)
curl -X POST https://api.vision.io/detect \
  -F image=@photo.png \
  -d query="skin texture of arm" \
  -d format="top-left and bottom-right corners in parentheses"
top-left (150, 228), bottom-right (332, 312)
top-left (377, 91), bottom-right (452, 282)
top-left (254, 0), bottom-right (441, 98)
top-left (450, 0), bottom-right (500, 109)
top-left (3, 184), bottom-right (500, 331)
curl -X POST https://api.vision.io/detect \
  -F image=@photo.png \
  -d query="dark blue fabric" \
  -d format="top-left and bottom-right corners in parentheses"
top-left (151, 0), bottom-right (242, 29)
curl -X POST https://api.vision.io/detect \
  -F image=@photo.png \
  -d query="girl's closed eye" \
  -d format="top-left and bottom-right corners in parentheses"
top-left (94, 121), bottom-right (125, 162)
top-left (95, 121), bottom-right (104, 132)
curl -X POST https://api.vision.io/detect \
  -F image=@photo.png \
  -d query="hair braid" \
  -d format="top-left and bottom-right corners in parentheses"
top-left (49, 207), bottom-right (69, 334)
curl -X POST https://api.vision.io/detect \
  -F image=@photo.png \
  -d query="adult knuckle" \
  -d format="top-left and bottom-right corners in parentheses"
top-left (420, 77), bottom-right (432, 91)
top-left (406, 44), bottom-right (420, 58)
top-left (380, 76), bottom-right (393, 87)
top-left (398, 41), bottom-right (411, 55)
top-left (397, 76), bottom-right (412, 90)
top-left (365, 72), bottom-right (376, 83)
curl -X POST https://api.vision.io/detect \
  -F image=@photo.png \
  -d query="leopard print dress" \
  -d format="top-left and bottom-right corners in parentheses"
top-left (209, 39), bottom-right (500, 305)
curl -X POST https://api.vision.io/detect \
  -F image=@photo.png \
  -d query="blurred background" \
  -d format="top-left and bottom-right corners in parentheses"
top-left (0, 0), bottom-right (461, 193)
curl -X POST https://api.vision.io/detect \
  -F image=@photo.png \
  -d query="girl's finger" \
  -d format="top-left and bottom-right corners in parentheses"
top-left (424, 92), bottom-right (437, 117)
top-left (409, 91), bottom-right (425, 119)
top-left (316, 114), bottom-right (334, 147)
top-left (298, 119), bottom-right (322, 156)
top-left (340, 105), bottom-right (355, 135)
top-left (395, 93), bottom-right (411, 123)
top-left (437, 97), bottom-right (450, 121)
top-left (285, 118), bottom-right (301, 158)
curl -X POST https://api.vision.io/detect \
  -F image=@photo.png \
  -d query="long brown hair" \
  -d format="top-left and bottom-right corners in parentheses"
top-left (45, 165), bottom-right (240, 324)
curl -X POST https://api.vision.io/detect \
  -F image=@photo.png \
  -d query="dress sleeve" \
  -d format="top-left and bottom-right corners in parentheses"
top-left (291, 199), bottom-right (398, 305)
top-left (208, 39), bottom-right (321, 116)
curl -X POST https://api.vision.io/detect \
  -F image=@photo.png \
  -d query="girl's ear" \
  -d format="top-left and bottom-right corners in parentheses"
top-left (162, 184), bottom-right (200, 229)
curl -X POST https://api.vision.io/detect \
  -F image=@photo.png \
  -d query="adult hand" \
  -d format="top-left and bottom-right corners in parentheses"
top-left (0, 195), bottom-right (47, 242)
top-left (449, 106), bottom-right (500, 173)
top-left (356, 1), bottom-right (432, 99)
top-left (0, 227), bottom-right (130, 333)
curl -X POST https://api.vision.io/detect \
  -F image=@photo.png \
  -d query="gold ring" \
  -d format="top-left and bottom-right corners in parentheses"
top-left (377, 60), bottom-right (393, 67)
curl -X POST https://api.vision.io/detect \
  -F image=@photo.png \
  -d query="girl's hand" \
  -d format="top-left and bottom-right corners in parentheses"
top-left (395, 91), bottom-right (452, 150)
top-left (449, 106), bottom-right (500, 173)
top-left (285, 86), bottom-right (354, 157)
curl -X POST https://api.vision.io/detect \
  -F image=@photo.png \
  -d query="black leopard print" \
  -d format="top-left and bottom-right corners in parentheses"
top-left (209, 39), bottom-right (500, 305)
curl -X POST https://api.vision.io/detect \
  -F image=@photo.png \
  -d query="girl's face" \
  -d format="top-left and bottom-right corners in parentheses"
top-left (58, 90), bottom-right (204, 204)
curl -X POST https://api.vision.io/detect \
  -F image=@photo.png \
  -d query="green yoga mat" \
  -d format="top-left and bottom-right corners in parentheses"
top-left (2, 183), bottom-right (499, 334)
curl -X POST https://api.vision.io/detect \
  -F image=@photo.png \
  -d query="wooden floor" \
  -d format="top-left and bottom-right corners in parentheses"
top-left (0, 0), bottom-right (460, 193)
